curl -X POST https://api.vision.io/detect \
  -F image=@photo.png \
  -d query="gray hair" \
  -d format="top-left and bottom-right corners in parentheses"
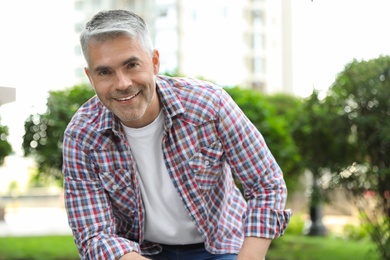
top-left (80, 10), bottom-right (154, 63)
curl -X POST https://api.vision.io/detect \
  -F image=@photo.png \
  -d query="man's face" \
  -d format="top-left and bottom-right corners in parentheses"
top-left (85, 35), bottom-right (160, 128)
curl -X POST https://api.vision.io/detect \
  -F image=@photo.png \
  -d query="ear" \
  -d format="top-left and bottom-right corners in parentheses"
top-left (152, 50), bottom-right (160, 75)
top-left (84, 67), bottom-right (95, 87)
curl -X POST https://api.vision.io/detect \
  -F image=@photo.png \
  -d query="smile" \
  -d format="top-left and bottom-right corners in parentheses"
top-left (115, 92), bottom-right (139, 101)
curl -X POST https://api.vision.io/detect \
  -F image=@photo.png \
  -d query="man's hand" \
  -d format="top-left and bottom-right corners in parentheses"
top-left (237, 237), bottom-right (272, 260)
top-left (119, 251), bottom-right (150, 260)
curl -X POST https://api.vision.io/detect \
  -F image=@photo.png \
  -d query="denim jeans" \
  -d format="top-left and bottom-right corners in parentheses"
top-left (146, 245), bottom-right (237, 260)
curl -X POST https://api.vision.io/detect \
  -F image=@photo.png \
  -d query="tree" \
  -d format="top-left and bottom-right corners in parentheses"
top-left (291, 90), bottom-right (355, 236)
top-left (22, 84), bottom-right (95, 184)
top-left (328, 55), bottom-right (390, 259)
top-left (0, 119), bottom-right (12, 165)
top-left (266, 93), bottom-right (306, 193)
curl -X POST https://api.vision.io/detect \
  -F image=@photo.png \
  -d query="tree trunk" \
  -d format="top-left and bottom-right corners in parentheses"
top-left (0, 206), bottom-right (5, 221)
top-left (306, 204), bottom-right (327, 236)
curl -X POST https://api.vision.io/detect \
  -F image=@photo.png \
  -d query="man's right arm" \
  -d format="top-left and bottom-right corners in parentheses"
top-left (63, 132), bottom-right (139, 259)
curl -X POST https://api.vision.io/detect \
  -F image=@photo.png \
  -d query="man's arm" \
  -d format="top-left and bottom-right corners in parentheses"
top-left (63, 131), bottom-right (139, 258)
top-left (119, 252), bottom-right (150, 260)
top-left (217, 89), bottom-right (292, 254)
top-left (237, 237), bottom-right (271, 260)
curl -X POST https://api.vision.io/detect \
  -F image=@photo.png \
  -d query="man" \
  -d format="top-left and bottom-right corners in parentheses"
top-left (63, 9), bottom-right (291, 260)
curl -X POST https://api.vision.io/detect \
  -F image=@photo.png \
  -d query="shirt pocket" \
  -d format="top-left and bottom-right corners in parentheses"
top-left (188, 141), bottom-right (224, 191)
top-left (64, 177), bottom-right (102, 195)
top-left (99, 169), bottom-right (137, 217)
top-left (64, 178), bottom-right (103, 229)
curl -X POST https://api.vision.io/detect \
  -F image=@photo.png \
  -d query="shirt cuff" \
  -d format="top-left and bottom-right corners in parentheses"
top-left (244, 208), bottom-right (292, 239)
top-left (84, 236), bottom-right (140, 259)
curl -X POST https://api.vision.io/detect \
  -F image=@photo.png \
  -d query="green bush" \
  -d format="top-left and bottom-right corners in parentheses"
top-left (0, 120), bottom-right (12, 165)
top-left (342, 223), bottom-right (369, 241)
top-left (284, 214), bottom-right (306, 235)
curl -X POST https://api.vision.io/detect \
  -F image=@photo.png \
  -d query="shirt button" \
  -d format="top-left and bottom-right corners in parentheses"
top-left (112, 185), bottom-right (119, 190)
top-left (205, 160), bottom-right (211, 167)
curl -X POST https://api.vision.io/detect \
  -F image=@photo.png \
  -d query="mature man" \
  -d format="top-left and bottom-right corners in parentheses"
top-left (63, 9), bottom-right (291, 260)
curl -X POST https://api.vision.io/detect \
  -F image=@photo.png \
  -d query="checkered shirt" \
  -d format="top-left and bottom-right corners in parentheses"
top-left (62, 75), bottom-right (292, 259)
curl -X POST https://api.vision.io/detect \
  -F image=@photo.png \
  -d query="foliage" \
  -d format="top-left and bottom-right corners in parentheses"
top-left (328, 55), bottom-right (390, 259)
top-left (225, 87), bottom-right (304, 194)
top-left (284, 214), bottom-right (305, 235)
top-left (22, 84), bottom-right (95, 183)
top-left (0, 118), bottom-right (12, 165)
top-left (266, 93), bottom-right (303, 120)
top-left (342, 223), bottom-right (370, 241)
top-left (266, 93), bottom-right (306, 192)
top-left (291, 90), bottom-right (355, 206)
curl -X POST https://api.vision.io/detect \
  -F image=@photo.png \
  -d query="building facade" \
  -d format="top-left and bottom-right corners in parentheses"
top-left (72, 0), bottom-right (292, 94)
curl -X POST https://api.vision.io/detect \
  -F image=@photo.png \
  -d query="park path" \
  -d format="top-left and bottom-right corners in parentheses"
top-left (0, 195), bottom-right (72, 237)
top-left (0, 190), bottom-right (357, 237)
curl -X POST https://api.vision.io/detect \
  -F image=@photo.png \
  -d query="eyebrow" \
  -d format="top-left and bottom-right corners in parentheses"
top-left (122, 56), bottom-right (140, 66)
top-left (93, 56), bottom-right (141, 74)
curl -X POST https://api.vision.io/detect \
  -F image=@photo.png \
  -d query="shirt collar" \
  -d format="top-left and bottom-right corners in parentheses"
top-left (97, 75), bottom-right (186, 136)
top-left (155, 75), bottom-right (186, 118)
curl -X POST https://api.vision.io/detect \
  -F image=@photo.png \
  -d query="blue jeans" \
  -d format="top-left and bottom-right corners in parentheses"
top-left (146, 245), bottom-right (237, 260)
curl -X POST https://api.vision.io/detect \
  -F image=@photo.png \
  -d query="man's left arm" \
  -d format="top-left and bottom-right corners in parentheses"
top-left (237, 237), bottom-right (271, 260)
top-left (217, 88), bottom-right (292, 256)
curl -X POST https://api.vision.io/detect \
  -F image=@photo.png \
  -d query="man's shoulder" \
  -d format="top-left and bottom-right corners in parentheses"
top-left (157, 75), bottom-right (223, 106)
top-left (65, 96), bottom-right (110, 138)
top-left (157, 75), bottom-right (225, 124)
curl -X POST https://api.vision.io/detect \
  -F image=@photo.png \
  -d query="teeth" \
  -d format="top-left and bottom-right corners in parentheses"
top-left (117, 93), bottom-right (138, 101)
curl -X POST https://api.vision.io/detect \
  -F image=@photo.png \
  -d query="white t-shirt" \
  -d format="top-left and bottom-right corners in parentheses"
top-left (122, 110), bottom-right (203, 245)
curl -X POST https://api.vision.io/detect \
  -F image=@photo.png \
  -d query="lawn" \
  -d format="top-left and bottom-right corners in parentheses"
top-left (0, 235), bottom-right (79, 260)
top-left (267, 234), bottom-right (379, 260)
top-left (0, 234), bottom-right (379, 260)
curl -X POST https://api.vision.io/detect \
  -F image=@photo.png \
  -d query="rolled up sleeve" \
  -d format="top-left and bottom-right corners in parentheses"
top-left (217, 89), bottom-right (292, 239)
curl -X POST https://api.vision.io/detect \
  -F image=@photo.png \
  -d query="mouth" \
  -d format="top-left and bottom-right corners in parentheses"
top-left (114, 92), bottom-right (140, 102)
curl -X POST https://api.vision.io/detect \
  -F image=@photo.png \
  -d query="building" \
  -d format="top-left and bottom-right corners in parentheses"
top-left (72, 0), bottom-right (293, 94)
top-left (0, 87), bottom-right (16, 106)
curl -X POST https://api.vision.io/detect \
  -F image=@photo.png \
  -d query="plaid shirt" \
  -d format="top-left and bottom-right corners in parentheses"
top-left (63, 75), bottom-right (291, 259)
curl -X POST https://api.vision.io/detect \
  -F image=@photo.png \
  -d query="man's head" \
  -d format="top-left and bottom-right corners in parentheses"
top-left (80, 10), bottom-right (154, 65)
top-left (81, 10), bottom-right (161, 128)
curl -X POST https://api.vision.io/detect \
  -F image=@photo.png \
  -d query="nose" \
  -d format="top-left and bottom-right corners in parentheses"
top-left (115, 71), bottom-right (132, 90)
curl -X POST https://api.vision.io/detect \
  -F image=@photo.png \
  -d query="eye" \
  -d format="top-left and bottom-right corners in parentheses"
top-left (98, 69), bottom-right (111, 76)
top-left (127, 62), bottom-right (139, 69)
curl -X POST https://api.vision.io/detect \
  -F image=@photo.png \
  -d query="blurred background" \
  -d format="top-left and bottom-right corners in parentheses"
top-left (0, 0), bottom-right (389, 259)
top-left (1, 0), bottom-right (389, 155)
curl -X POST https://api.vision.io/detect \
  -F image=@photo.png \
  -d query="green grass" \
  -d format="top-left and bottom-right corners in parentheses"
top-left (0, 234), bottom-right (379, 260)
top-left (267, 234), bottom-right (379, 260)
top-left (0, 236), bottom-right (79, 260)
